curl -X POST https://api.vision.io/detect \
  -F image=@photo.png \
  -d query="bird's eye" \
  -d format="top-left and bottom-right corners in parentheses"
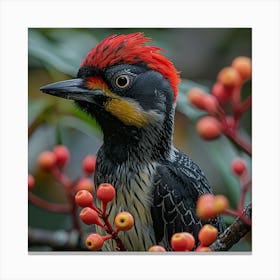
top-left (115, 74), bottom-right (130, 89)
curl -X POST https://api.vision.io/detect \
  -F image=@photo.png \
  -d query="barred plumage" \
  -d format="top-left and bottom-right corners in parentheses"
top-left (40, 32), bottom-right (225, 251)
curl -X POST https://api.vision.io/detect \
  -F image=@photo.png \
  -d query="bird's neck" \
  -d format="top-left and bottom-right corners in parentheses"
top-left (100, 113), bottom-right (174, 165)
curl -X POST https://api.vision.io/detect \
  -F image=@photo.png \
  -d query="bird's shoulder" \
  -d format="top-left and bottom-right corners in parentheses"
top-left (155, 147), bottom-right (213, 196)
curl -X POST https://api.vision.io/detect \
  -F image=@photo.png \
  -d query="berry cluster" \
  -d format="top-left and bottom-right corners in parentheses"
top-left (195, 158), bottom-right (251, 226)
top-left (196, 194), bottom-right (229, 220)
top-left (28, 145), bottom-right (96, 233)
top-left (148, 224), bottom-right (218, 252)
top-left (187, 56), bottom-right (252, 228)
top-left (28, 146), bottom-right (135, 251)
top-left (75, 183), bottom-right (134, 251)
top-left (187, 56), bottom-right (252, 156)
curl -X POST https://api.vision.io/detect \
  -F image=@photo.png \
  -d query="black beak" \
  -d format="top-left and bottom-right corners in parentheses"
top-left (40, 78), bottom-right (104, 103)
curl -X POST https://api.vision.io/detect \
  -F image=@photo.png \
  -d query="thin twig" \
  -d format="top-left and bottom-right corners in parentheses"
top-left (28, 192), bottom-right (71, 213)
top-left (224, 130), bottom-right (252, 156)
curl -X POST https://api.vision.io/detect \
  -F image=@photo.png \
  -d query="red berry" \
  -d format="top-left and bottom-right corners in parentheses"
top-left (198, 224), bottom-right (218, 246)
top-left (28, 174), bottom-right (35, 190)
top-left (75, 190), bottom-right (93, 207)
top-left (196, 116), bottom-right (222, 140)
top-left (148, 245), bottom-right (166, 252)
top-left (75, 178), bottom-right (95, 193)
top-left (211, 82), bottom-right (232, 102)
top-left (217, 67), bottom-right (242, 88)
top-left (231, 56), bottom-right (251, 81)
top-left (85, 233), bottom-right (104, 251)
top-left (187, 88), bottom-right (207, 110)
top-left (171, 232), bottom-right (195, 251)
top-left (195, 246), bottom-right (211, 252)
top-left (114, 211), bottom-right (134, 231)
top-left (37, 151), bottom-right (57, 171)
top-left (53, 145), bottom-right (70, 167)
top-left (96, 183), bottom-right (116, 203)
top-left (82, 155), bottom-right (96, 174)
top-left (213, 195), bottom-right (229, 214)
top-left (231, 158), bottom-right (247, 176)
top-left (196, 194), bottom-right (217, 220)
top-left (79, 207), bottom-right (104, 227)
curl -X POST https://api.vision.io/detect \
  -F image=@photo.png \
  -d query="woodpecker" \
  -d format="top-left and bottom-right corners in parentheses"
top-left (40, 32), bottom-right (224, 251)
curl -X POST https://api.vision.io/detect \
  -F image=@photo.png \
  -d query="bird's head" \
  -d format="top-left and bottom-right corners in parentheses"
top-left (40, 33), bottom-right (180, 154)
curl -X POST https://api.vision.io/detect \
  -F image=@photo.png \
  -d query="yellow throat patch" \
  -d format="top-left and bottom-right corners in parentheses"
top-left (86, 77), bottom-right (155, 127)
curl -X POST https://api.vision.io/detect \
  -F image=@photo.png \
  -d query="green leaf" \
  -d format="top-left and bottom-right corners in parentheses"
top-left (28, 30), bottom-right (77, 75)
top-left (28, 100), bottom-right (54, 125)
top-left (28, 29), bottom-right (99, 76)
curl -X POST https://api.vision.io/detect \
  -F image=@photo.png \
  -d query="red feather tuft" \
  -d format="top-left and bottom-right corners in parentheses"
top-left (81, 32), bottom-right (181, 103)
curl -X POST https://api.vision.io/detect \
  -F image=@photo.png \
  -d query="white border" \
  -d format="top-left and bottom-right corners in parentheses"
top-left (1, 0), bottom-right (280, 279)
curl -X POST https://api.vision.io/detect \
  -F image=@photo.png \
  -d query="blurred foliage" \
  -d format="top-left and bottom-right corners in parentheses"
top-left (28, 28), bottom-right (251, 251)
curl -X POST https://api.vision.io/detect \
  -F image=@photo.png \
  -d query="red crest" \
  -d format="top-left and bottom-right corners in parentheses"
top-left (81, 32), bottom-right (180, 102)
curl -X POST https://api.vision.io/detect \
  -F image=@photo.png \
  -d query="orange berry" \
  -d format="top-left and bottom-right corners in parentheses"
top-left (53, 145), bottom-right (70, 167)
top-left (196, 194), bottom-right (217, 220)
top-left (195, 246), bottom-right (211, 252)
top-left (114, 211), bottom-right (134, 231)
top-left (28, 174), bottom-right (35, 190)
top-left (198, 224), bottom-right (218, 246)
top-left (213, 195), bottom-right (229, 214)
top-left (148, 245), bottom-right (166, 252)
top-left (196, 116), bottom-right (222, 140)
top-left (211, 82), bottom-right (232, 102)
top-left (75, 178), bottom-right (94, 193)
top-left (197, 193), bottom-right (215, 205)
top-left (96, 183), bottom-right (116, 203)
top-left (75, 190), bottom-right (93, 207)
top-left (171, 232), bottom-right (195, 251)
top-left (231, 158), bottom-right (247, 176)
top-left (203, 95), bottom-right (218, 114)
top-left (85, 233), bottom-right (104, 251)
top-left (231, 56), bottom-right (251, 81)
top-left (79, 207), bottom-right (104, 227)
top-left (82, 155), bottom-right (96, 174)
top-left (187, 87), bottom-right (207, 110)
top-left (37, 151), bottom-right (57, 171)
top-left (217, 67), bottom-right (241, 88)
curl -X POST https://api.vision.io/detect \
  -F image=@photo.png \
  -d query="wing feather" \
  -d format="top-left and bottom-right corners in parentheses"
top-left (151, 147), bottom-right (224, 249)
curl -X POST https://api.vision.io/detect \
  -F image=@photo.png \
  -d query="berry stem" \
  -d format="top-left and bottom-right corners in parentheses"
top-left (238, 179), bottom-right (252, 215)
top-left (224, 129), bottom-right (252, 156)
top-left (238, 95), bottom-right (252, 114)
top-left (69, 194), bottom-right (82, 233)
top-left (102, 215), bottom-right (115, 234)
top-left (28, 192), bottom-right (71, 213)
top-left (102, 235), bottom-right (113, 241)
top-left (50, 166), bottom-right (82, 233)
top-left (102, 201), bottom-right (107, 216)
top-left (224, 208), bottom-right (252, 226)
top-left (90, 204), bottom-right (103, 215)
top-left (51, 166), bottom-right (73, 189)
top-left (231, 85), bottom-right (242, 111)
top-left (101, 214), bottom-right (126, 251)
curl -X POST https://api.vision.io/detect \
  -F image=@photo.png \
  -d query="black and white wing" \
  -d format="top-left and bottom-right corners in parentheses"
top-left (151, 148), bottom-right (224, 249)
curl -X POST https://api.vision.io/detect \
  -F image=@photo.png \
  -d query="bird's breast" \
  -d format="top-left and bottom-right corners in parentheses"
top-left (95, 161), bottom-right (158, 251)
